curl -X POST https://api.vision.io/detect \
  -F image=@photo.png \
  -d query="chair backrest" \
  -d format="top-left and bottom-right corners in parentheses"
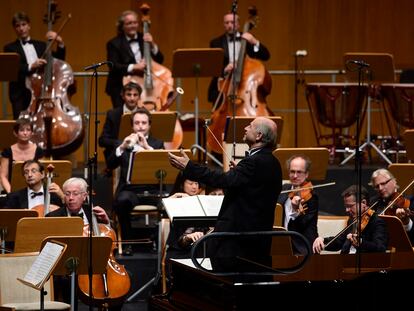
top-left (317, 215), bottom-right (348, 238)
top-left (273, 203), bottom-right (283, 227)
top-left (0, 252), bottom-right (53, 305)
top-left (270, 226), bottom-right (293, 256)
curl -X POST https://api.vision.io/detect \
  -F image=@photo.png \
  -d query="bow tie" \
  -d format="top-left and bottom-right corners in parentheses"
top-left (30, 191), bottom-right (43, 199)
top-left (71, 212), bottom-right (84, 218)
top-left (228, 35), bottom-right (241, 42)
top-left (21, 39), bottom-right (33, 45)
top-left (128, 38), bottom-right (139, 43)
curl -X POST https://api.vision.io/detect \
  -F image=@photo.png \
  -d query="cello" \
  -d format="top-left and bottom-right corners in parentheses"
top-left (78, 203), bottom-right (131, 308)
top-left (207, 6), bottom-right (273, 154)
top-left (20, 0), bottom-right (84, 157)
top-left (123, 3), bottom-right (183, 149)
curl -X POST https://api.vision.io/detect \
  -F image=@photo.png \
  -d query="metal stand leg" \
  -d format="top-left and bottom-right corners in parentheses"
top-left (340, 96), bottom-right (392, 165)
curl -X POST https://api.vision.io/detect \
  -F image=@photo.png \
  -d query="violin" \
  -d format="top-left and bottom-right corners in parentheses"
top-left (381, 192), bottom-right (411, 216)
top-left (78, 204), bottom-right (131, 308)
top-left (288, 181), bottom-right (313, 215)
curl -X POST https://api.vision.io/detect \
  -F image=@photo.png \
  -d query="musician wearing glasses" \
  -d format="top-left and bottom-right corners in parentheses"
top-left (277, 155), bottom-right (319, 255)
top-left (46, 177), bottom-right (110, 226)
top-left (313, 185), bottom-right (388, 254)
top-left (4, 160), bottom-right (64, 211)
top-left (370, 169), bottom-right (414, 243)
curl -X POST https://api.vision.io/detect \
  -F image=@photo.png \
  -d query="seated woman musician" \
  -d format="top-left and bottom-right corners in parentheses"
top-left (370, 168), bottom-right (414, 244)
top-left (0, 118), bottom-right (44, 194)
top-left (313, 185), bottom-right (388, 254)
top-left (165, 172), bottom-right (213, 259)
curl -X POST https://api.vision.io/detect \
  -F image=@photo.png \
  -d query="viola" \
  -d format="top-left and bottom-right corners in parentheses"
top-left (21, 0), bottom-right (84, 157)
top-left (78, 206), bottom-right (131, 307)
top-left (382, 191), bottom-right (412, 216)
top-left (123, 3), bottom-right (183, 149)
top-left (207, 6), bottom-right (273, 154)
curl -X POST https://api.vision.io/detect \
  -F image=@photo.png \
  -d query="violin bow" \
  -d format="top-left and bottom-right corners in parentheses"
top-left (280, 181), bottom-right (336, 194)
top-left (323, 201), bottom-right (378, 249)
top-left (379, 178), bottom-right (414, 215)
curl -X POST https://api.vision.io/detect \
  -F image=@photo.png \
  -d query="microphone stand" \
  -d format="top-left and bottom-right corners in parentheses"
top-left (231, 0), bottom-right (238, 160)
top-left (85, 66), bottom-right (100, 311)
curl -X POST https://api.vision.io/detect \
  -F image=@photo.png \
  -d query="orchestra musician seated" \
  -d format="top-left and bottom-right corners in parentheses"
top-left (107, 108), bottom-right (164, 255)
top-left (4, 159), bottom-right (64, 211)
top-left (278, 154), bottom-right (318, 255)
top-left (98, 82), bottom-right (143, 171)
top-left (313, 185), bottom-right (388, 254)
top-left (370, 168), bottom-right (414, 244)
top-left (0, 118), bottom-right (44, 194)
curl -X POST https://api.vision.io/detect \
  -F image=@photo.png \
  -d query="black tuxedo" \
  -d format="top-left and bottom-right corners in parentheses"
top-left (324, 213), bottom-right (388, 253)
top-left (278, 184), bottom-right (319, 254)
top-left (107, 136), bottom-right (164, 240)
top-left (3, 39), bottom-right (66, 119)
top-left (183, 147), bottom-right (282, 258)
top-left (207, 33), bottom-right (270, 103)
top-left (5, 187), bottom-right (63, 210)
top-left (105, 33), bottom-right (164, 107)
top-left (98, 106), bottom-right (124, 165)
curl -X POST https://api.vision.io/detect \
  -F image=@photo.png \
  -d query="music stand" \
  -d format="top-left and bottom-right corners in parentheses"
top-left (0, 209), bottom-right (38, 253)
top-left (272, 147), bottom-right (330, 180)
top-left (14, 217), bottom-right (84, 253)
top-left (341, 53), bottom-right (396, 165)
top-left (172, 48), bottom-right (224, 162)
top-left (403, 129), bottom-right (414, 161)
top-left (126, 149), bottom-right (191, 302)
top-left (379, 215), bottom-right (413, 252)
top-left (222, 116), bottom-right (283, 171)
top-left (0, 120), bottom-right (16, 152)
top-left (41, 236), bottom-right (112, 309)
top-left (11, 160), bottom-right (72, 192)
top-left (0, 53), bottom-right (19, 82)
top-left (118, 111), bottom-right (177, 143)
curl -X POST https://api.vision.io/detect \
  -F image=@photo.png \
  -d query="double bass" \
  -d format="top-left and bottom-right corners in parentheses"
top-left (207, 6), bottom-right (273, 154)
top-left (123, 3), bottom-right (183, 149)
top-left (21, 0), bottom-right (84, 157)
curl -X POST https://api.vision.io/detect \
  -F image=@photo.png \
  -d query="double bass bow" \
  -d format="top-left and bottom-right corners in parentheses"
top-left (207, 6), bottom-right (273, 155)
top-left (21, 0), bottom-right (84, 157)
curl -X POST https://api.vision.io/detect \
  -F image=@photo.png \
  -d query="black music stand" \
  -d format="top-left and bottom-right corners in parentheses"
top-left (172, 48), bottom-right (224, 165)
top-left (341, 53), bottom-right (396, 165)
top-left (118, 111), bottom-right (177, 143)
top-left (126, 149), bottom-right (191, 302)
top-left (0, 209), bottom-right (38, 253)
top-left (41, 236), bottom-right (112, 310)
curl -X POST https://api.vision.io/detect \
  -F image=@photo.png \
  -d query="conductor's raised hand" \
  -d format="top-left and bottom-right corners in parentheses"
top-left (168, 149), bottom-right (189, 170)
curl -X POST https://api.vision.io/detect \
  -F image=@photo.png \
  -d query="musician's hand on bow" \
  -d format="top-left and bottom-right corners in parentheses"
top-left (224, 62), bottom-right (235, 74)
top-left (395, 207), bottom-right (411, 225)
top-left (168, 149), bottom-right (190, 170)
top-left (30, 58), bottom-right (47, 71)
top-left (229, 159), bottom-right (237, 169)
top-left (92, 206), bottom-right (110, 225)
top-left (185, 231), bottom-right (204, 244)
top-left (312, 237), bottom-right (325, 254)
top-left (347, 233), bottom-right (360, 247)
top-left (132, 59), bottom-right (146, 73)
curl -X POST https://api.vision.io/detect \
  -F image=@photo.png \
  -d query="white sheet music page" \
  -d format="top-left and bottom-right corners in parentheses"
top-left (20, 241), bottom-right (65, 288)
top-left (196, 195), bottom-right (223, 216)
top-left (162, 196), bottom-right (206, 221)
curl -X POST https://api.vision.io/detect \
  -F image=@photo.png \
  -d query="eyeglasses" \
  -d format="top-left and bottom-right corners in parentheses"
top-left (23, 168), bottom-right (40, 176)
top-left (289, 170), bottom-right (306, 175)
top-left (373, 178), bottom-right (392, 190)
top-left (64, 191), bottom-right (84, 197)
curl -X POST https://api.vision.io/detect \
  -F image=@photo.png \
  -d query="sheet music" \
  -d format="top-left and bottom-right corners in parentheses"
top-left (20, 242), bottom-right (64, 288)
top-left (163, 195), bottom-right (223, 221)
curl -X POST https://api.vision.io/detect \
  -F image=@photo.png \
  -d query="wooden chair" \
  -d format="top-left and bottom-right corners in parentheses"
top-left (270, 226), bottom-right (293, 256)
top-left (0, 252), bottom-right (70, 310)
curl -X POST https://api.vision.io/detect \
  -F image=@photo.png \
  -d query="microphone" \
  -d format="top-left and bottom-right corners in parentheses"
top-left (231, 0), bottom-right (238, 13)
top-left (84, 61), bottom-right (112, 71)
top-left (347, 60), bottom-right (370, 68)
top-left (295, 50), bottom-right (308, 57)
